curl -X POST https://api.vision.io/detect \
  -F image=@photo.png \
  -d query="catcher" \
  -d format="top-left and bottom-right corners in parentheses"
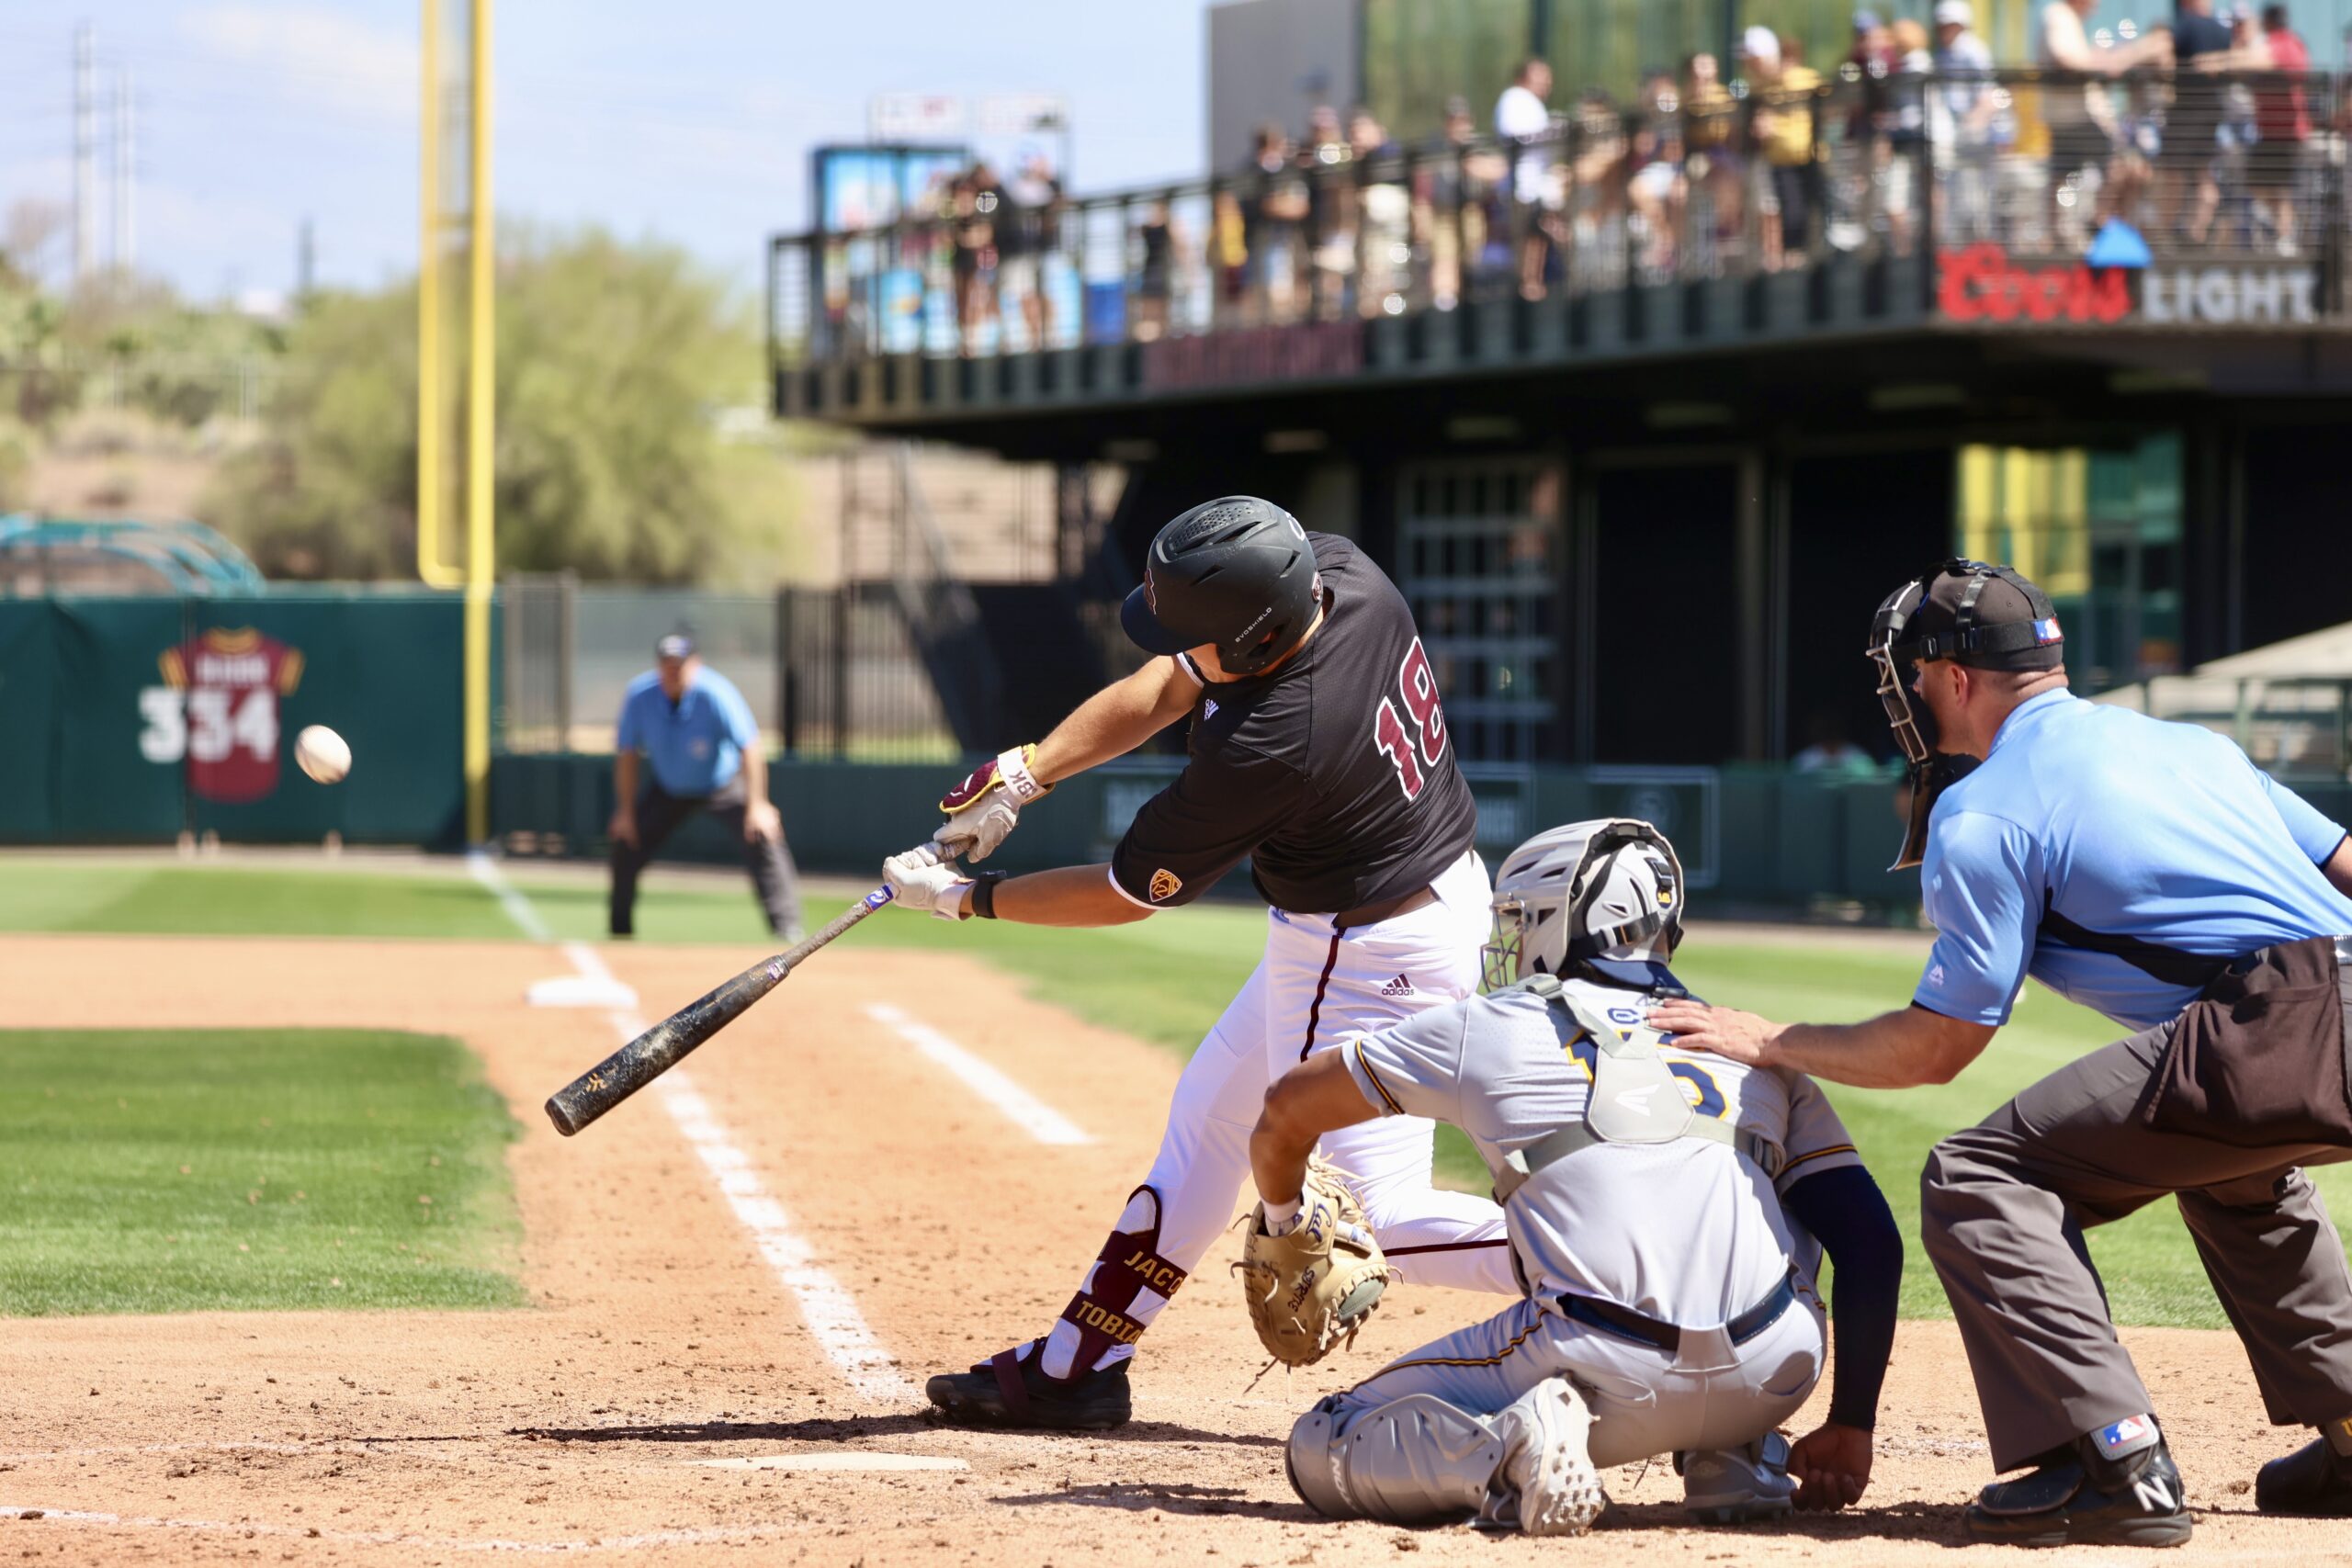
top-left (1241, 819), bottom-right (1905, 1533)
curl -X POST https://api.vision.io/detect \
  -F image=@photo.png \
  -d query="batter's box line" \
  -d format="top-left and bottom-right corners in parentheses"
top-left (0, 1506), bottom-right (806, 1554)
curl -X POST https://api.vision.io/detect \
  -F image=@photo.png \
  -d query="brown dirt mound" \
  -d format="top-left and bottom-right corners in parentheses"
top-left (0, 931), bottom-right (2328, 1563)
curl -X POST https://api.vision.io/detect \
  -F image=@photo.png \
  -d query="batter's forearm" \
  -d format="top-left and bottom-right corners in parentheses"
top-left (1029, 660), bottom-right (1193, 783)
top-left (985, 863), bottom-right (1155, 927)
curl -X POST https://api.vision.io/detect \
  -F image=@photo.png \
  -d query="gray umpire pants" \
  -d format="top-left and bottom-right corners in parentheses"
top-left (608, 773), bottom-right (801, 938)
top-left (1921, 964), bottom-right (2352, 1472)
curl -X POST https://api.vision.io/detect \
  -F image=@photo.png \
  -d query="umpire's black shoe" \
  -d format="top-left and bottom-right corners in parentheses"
top-left (1964, 1418), bottom-right (2191, 1548)
top-left (2255, 1422), bottom-right (2352, 1517)
top-left (924, 1348), bottom-right (1130, 1431)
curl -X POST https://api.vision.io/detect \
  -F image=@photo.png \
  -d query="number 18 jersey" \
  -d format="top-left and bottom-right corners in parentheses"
top-left (1110, 534), bottom-right (1478, 915)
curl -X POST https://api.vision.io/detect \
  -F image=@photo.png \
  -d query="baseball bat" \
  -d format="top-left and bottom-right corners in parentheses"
top-left (544, 883), bottom-right (899, 1136)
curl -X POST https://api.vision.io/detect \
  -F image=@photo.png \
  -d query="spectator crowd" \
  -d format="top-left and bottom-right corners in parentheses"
top-left (825, 5), bottom-right (2333, 357)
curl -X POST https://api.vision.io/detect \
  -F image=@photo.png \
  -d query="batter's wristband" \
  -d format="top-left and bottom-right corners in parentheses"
top-left (995, 745), bottom-right (1049, 804)
top-left (968, 869), bottom-right (1010, 919)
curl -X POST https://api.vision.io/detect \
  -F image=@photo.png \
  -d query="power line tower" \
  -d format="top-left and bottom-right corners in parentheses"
top-left (417, 0), bottom-right (497, 843)
top-left (112, 64), bottom-right (135, 277)
top-left (73, 23), bottom-right (95, 285)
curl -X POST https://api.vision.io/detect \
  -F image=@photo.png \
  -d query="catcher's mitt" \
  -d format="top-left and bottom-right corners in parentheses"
top-left (1236, 1168), bottom-right (1391, 1368)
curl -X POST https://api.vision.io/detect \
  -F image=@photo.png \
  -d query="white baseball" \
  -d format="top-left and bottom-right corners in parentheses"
top-left (294, 725), bottom-right (352, 784)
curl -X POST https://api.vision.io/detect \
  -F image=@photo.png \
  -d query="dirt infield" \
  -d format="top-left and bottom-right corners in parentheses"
top-left (0, 929), bottom-right (2331, 1564)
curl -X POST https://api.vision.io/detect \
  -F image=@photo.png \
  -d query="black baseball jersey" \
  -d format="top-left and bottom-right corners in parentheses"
top-left (1111, 534), bottom-right (1477, 915)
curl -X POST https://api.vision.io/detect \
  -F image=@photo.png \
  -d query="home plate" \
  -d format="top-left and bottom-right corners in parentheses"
top-left (526, 975), bottom-right (640, 1010)
top-left (686, 1453), bottom-right (968, 1472)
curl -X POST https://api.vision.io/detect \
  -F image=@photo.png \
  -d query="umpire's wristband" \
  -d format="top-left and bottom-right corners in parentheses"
top-left (967, 869), bottom-right (1011, 919)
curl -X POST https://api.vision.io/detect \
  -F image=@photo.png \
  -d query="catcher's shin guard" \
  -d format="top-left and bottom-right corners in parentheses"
top-left (1040, 1186), bottom-right (1188, 1380)
top-left (1286, 1393), bottom-right (1505, 1525)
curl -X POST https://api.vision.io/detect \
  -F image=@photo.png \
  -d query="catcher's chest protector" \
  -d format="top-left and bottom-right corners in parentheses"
top-left (1492, 976), bottom-right (1782, 1204)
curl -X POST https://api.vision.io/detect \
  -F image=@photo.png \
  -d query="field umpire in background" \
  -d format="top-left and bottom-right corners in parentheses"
top-left (608, 633), bottom-right (803, 942)
top-left (1655, 559), bottom-right (2352, 1548)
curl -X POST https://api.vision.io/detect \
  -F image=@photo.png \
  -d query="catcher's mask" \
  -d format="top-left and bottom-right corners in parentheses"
top-left (1481, 818), bottom-right (1686, 992)
top-left (1869, 558), bottom-right (2064, 871)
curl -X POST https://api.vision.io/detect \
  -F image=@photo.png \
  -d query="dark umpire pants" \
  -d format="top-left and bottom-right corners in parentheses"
top-left (1922, 942), bottom-right (2352, 1471)
top-left (608, 773), bottom-right (801, 939)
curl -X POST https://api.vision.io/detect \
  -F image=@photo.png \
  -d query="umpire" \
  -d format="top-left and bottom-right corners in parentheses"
top-left (1653, 559), bottom-right (2352, 1547)
top-left (607, 633), bottom-right (803, 942)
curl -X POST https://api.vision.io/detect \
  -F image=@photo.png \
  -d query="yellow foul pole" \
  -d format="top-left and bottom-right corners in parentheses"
top-left (416, 0), bottom-right (458, 588)
top-left (462, 0), bottom-right (495, 844)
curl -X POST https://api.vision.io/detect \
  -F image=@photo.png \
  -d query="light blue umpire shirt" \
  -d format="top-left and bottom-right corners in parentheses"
top-left (616, 667), bottom-right (758, 798)
top-left (1914, 689), bottom-right (2352, 1032)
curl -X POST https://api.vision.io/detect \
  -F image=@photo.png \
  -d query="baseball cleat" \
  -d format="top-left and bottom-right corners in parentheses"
top-left (923, 1346), bottom-right (1131, 1431)
top-left (2255, 1430), bottom-right (2352, 1517)
top-left (1487, 1376), bottom-right (1606, 1536)
top-left (1963, 1419), bottom-right (2190, 1548)
top-left (1678, 1431), bottom-right (1796, 1524)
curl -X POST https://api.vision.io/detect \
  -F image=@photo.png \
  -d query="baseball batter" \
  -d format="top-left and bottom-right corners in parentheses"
top-left (1250, 820), bottom-right (1902, 1532)
top-left (880, 496), bottom-right (1514, 1429)
top-left (1657, 559), bottom-right (2352, 1545)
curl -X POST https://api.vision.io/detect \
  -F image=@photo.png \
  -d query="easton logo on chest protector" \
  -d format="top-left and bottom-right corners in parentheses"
top-left (1491, 976), bottom-right (1786, 1203)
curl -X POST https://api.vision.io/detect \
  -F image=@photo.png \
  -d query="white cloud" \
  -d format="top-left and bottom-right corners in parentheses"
top-left (178, 3), bottom-right (417, 125)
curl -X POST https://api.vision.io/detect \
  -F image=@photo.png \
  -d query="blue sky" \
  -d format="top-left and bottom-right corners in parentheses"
top-left (0, 2), bottom-right (1215, 302)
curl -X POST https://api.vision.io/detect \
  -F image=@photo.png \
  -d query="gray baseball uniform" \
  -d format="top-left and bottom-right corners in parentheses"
top-left (1326, 977), bottom-right (1859, 1467)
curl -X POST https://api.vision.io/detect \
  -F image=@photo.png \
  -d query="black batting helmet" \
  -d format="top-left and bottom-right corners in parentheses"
top-left (1120, 497), bottom-right (1320, 676)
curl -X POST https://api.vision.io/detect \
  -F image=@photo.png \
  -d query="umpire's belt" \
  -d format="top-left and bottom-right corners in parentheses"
top-left (1555, 1268), bottom-right (1798, 1353)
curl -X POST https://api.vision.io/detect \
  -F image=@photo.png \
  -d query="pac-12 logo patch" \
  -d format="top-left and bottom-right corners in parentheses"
top-left (1148, 868), bottom-right (1182, 902)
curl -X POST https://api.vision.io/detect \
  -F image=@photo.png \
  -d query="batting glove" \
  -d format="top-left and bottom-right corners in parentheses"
top-left (933, 744), bottom-right (1051, 863)
top-left (884, 844), bottom-right (973, 922)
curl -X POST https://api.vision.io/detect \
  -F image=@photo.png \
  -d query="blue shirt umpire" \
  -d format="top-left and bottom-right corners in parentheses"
top-left (608, 633), bottom-right (803, 942)
top-left (1652, 559), bottom-right (2352, 1545)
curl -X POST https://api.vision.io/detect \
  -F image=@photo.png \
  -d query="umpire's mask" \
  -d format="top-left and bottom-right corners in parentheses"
top-left (1483, 818), bottom-right (1686, 992)
top-left (1868, 558), bottom-right (2064, 872)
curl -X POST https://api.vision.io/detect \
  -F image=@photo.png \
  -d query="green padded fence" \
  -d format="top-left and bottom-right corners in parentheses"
top-left (1, 592), bottom-right (476, 846)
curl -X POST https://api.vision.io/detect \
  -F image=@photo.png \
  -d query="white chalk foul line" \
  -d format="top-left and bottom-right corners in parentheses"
top-left (863, 1002), bottom-right (1091, 1146)
top-left (685, 1451), bottom-right (967, 1472)
top-left (465, 855), bottom-right (915, 1408)
top-left (637, 1029), bottom-right (916, 1405)
top-left (467, 849), bottom-right (553, 942)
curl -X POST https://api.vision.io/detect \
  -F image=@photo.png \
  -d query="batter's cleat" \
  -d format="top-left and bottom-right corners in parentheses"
top-left (1677, 1432), bottom-right (1796, 1524)
top-left (2255, 1423), bottom-right (2352, 1517)
top-left (923, 1347), bottom-right (1130, 1431)
top-left (1483, 1376), bottom-right (1606, 1537)
top-left (1964, 1416), bottom-right (2191, 1548)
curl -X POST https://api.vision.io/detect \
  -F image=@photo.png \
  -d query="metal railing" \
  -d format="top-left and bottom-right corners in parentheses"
top-left (771, 66), bottom-right (2348, 370)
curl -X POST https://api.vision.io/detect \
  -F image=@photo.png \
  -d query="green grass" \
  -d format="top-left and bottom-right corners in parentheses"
top-left (0, 864), bottom-right (532, 941)
top-left (0, 1029), bottom-right (526, 1316)
top-left (3, 857), bottom-right (2346, 1328)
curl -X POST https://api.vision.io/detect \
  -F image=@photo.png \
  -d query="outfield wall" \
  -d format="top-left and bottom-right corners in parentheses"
top-left (2, 592), bottom-right (473, 846)
top-left (496, 753), bottom-right (1914, 913)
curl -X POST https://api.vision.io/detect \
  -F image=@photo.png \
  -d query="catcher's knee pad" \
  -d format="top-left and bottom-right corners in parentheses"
top-left (1287, 1393), bottom-right (1504, 1525)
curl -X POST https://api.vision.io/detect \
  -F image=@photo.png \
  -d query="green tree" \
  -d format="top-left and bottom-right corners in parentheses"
top-left (205, 227), bottom-right (796, 583)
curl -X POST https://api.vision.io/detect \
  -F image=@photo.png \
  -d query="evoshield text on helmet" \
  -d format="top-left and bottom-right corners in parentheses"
top-left (1868, 558), bottom-right (2064, 872)
top-left (1120, 497), bottom-right (1321, 676)
top-left (1481, 818), bottom-right (1686, 992)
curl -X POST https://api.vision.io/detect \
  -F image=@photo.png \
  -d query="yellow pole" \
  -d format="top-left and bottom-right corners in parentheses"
top-left (416, 0), bottom-right (459, 588)
top-left (462, 0), bottom-right (495, 844)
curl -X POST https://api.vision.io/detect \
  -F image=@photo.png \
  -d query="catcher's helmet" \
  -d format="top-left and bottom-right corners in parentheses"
top-left (1481, 818), bottom-right (1685, 991)
top-left (1120, 497), bottom-right (1320, 676)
